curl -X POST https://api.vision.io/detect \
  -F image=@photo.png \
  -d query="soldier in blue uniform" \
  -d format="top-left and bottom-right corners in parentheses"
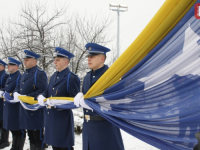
top-left (0, 59), bottom-right (9, 148)
top-left (37, 47), bottom-right (80, 150)
top-left (2, 57), bottom-right (26, 150)
top-left (82, 43), bottom-right (124, 150)
top-left (14, 50), bottom-right (48, 150)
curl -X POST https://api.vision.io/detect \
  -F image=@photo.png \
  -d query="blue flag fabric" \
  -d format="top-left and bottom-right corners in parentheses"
top-left (9, 1), bottom-right (200, 150)
top-left (83, 1), bottom-right (200, 150)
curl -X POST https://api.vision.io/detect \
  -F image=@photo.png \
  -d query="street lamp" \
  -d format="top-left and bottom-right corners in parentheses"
top-left (109, 4), bottom-right (128, 58)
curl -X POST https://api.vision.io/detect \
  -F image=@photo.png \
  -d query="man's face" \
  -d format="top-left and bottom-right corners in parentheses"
top-left (87, 54), bottom-right (104, 70)
top-left (0, 65), bottom-right (5, 71)
top-left (54, 57), bottom-right (68, 71)
top-left (7, 64), bottom-right (17, 74)
top-left (23, 58), bottom-right (35, 69)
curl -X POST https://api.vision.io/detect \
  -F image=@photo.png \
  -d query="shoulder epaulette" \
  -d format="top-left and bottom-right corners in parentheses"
top-left (37, 67), bottom-right (44, 72)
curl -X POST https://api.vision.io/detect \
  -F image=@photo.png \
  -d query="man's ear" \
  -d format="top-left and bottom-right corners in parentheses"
top-left (101, 55), bottom-right (106, 62)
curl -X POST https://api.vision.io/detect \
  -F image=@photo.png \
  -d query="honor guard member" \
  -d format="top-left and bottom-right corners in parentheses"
top-left (38, 47), bottom-right (80, 150)
top-left (14, 50), bottom-right (48, 150)
top-left (2, 57), bottom-right (26, 150)
top-left (82, 43), bottom-right (124, 150)
top-left (0, 59), bottom-right (9, 148)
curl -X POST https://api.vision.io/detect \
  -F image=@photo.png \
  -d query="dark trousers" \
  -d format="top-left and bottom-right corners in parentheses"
top-left (0, 121), bottom-right (9, 143)
top-left (194, 132), bottom-right (200, 150)
top-left (11, 130), bottom-right (26, 138)
top-left (27, 129), bottom-right (45, 148)
top-left (52, 146), bottom-right (74, 150)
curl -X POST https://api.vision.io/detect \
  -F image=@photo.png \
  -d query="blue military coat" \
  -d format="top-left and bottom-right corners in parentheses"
top-left (3, 71), bottom-right (21, 130)
top-left (0, 70), bottom-right (9, 121)
top-left (14, 65), bottom-right (47, 130)
top-left (82, 65), bottom-right (124, 150)
top-left (42, 67), bottom-right (80, 148)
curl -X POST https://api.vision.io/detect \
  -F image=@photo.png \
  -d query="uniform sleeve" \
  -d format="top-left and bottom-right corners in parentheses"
top-left (68, 74), bottom-right (80, 97)
top-left (41, 76), bottom-right (52, 98)
top-left (10, 75), bottom-right (21, 97)
top-left (26, 71), bottom-right (48, 99)
top-left (82, 77), bottom-right (86, 94)
top-left (41, 84), bottom-right (48, 98)
top-left (1, 74), bottom-right (9, 92)
top-left (13, 76), bottom-right (21, 93)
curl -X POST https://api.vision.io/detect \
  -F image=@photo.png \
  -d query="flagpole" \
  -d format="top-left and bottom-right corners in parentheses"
top-left (109, 4), bottom-right (128, 58)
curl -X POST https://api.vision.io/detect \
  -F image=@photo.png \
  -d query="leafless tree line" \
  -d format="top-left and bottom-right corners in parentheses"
top-left (0, 2), bottom-right (117, 80)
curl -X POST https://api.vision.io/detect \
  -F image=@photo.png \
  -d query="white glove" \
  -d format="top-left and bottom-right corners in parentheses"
top-left (0, 91), bottom-right (4, 98)
top-left (37, 95), bottom-right (46, 106)
top-left (46, 98), bottom-right (55, 107)
top-left (80, 97), bottom-right (93, 111)
top-left (74, 92), bottom-right (93, 111)
top-left (2, 93), bottom-right (5, 98)
top-left (74, 92), bottom-right (83, 107)
top-left (13, 92), bottom-right (21, 102)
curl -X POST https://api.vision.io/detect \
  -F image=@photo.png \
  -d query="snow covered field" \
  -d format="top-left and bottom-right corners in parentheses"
top-left (4, 131), bottom-right (159, 150)
top-left (4, 108), bottom-right (159, 150)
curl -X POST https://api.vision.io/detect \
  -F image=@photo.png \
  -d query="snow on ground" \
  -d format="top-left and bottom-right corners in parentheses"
top-left (4, 108), bottom-right (159, 150)
top-left (4, 131), bottom-right (159, 150)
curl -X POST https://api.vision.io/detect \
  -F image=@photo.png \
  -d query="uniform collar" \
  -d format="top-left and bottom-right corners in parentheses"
top-left (9, 70), bottom-right (19, 78)
top-left (92, 65), bottom-right (105, 76)
top-left (25, 65), bottom-right (37, 73)
top-left (53, 67), bottom-right (70, 86)
top-left (0, 70), bottom-right (5, 74)
top-left (57, 67), bottom-right (68, 77)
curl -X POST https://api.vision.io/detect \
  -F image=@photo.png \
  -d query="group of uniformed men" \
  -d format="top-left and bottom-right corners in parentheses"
top-left (0, 43), bottom-right (125, 150)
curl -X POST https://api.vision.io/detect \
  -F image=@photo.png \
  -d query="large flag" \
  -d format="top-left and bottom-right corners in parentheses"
top-left (84, 0), bottom-right (200, 149)
top-left (16, 0), bottom-right (200, 149)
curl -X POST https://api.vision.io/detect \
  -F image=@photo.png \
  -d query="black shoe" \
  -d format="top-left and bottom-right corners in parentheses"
top-left (0, 128), bottom-right (9, 148)
top-left (0, 141), bottom-right (9, 148)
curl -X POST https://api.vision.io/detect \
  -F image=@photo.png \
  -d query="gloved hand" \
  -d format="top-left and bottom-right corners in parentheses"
top-left (0, 91), bottom-right (4, 98)
top-left (2, 93), bottom-right (5, 98)
top-left (13, 92), bottom-right (21, 102)
top-left (74, 92), bottom-right (93, 111)
top-left (74, 92), bottom-right (83, 107)
top-left (80, 97), bottom-right (93, 111)
top-left (37, 95), bottom-right (46, 106)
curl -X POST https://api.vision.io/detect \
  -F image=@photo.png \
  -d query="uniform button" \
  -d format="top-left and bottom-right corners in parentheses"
top-left (6, 85), bottom-right (8, 86)
top-left (22, 82), bottom-right (24, 84)
top-left (93, 76), bottom-right (95, 78)
top-left (20, 89), bottom-right (22, 90)
top-left (57, 77), bottom-right (59, 79)
top-left (86, 110), bottom-right (88, 112)
top-left (53, 88), bottom-right (54, 90)
top-left (48, 112), bottom-right (49, 114)
top-left (31, 114), bottom-right (33, 115)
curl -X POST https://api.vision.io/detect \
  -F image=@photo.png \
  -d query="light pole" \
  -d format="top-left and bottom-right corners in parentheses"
top-left (109, 4), bottom-right (128, 58)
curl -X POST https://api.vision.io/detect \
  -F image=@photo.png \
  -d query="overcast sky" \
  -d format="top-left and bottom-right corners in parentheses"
top-left (0, 0), bottom-right (165, 56)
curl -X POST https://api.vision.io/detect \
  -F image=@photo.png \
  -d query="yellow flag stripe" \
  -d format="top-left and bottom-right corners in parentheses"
top-left (84, 0), bottom-right (197, 99)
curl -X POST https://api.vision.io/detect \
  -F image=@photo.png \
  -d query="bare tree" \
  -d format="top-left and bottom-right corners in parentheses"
top-left (0, 3), bottom-right (115, 80)
top-left (56, 13), bottom-right (115, 80)
top-left (0, 25), bottom-right (26, 72)
top-left (0, 3), bottom-right (68, 75)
